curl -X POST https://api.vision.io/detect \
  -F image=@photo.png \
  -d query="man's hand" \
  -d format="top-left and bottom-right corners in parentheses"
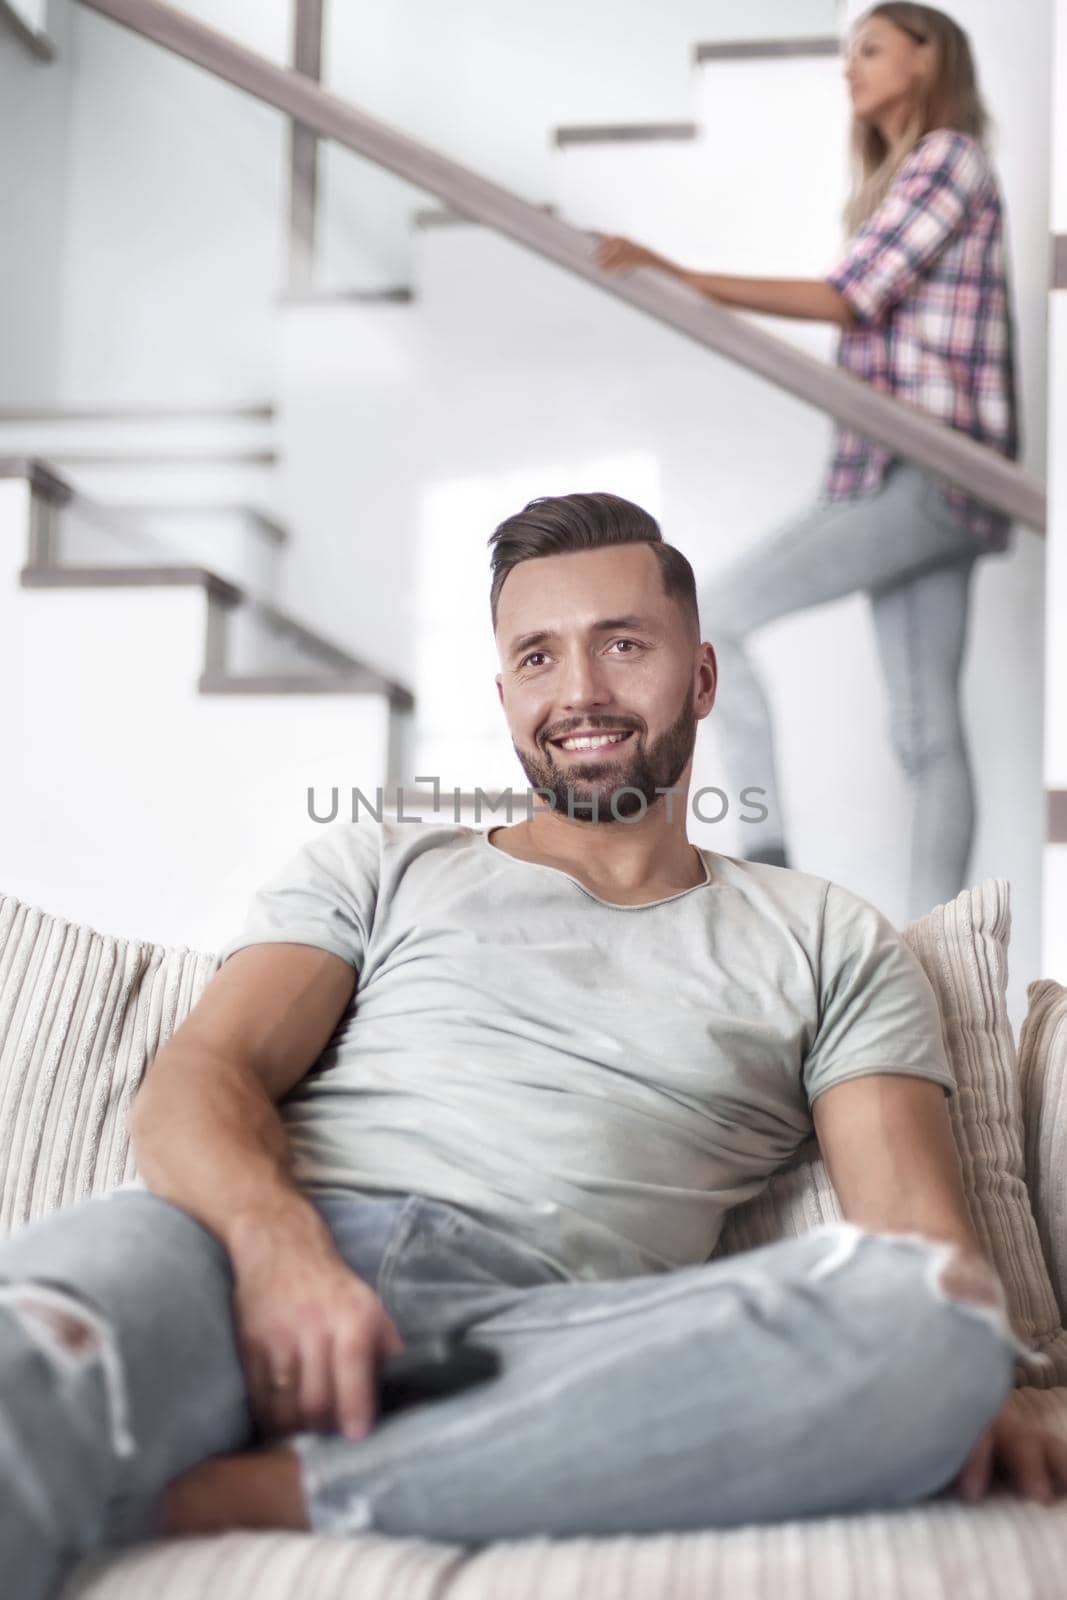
top-left (230, 1212), bottom-right (406, 1441)
top-left (950, 1393), bottom-right (1067, 1505)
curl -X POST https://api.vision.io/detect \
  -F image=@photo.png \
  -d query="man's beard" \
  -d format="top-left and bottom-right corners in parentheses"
top-left (512, 683), bottom-right (696, 822)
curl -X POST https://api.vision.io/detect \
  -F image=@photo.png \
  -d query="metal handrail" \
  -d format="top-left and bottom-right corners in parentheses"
top-left (76, 0), bottom-right (1045, 532)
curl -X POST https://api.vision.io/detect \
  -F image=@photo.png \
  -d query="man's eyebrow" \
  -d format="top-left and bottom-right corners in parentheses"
top-left (508, 615), bottom-right (651, 659)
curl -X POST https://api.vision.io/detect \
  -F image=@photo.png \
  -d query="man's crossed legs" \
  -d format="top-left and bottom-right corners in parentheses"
top-left (0, 1186), bottom-right (1020, 1596)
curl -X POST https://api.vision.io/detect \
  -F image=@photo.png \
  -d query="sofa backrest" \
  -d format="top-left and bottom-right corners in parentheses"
top-left (0, 894), bottom-right (217, 1232)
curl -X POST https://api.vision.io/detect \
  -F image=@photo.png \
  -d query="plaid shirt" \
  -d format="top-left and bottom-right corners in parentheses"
top-left (824, 128), bottom-right (1020, 552)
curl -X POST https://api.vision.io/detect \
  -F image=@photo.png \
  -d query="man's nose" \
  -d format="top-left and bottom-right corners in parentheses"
top-left (558, 651), bottom-right (611, 708)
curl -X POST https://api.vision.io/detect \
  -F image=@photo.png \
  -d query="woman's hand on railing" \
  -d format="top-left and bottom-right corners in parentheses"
top-left (594, 234), bottom-right (676, 277)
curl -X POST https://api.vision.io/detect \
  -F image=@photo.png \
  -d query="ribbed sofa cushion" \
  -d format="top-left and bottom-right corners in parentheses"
top-left (0, 894), bottom-right (218, 1234)
top-left (1019, 979), bottom-right (1067, 1324)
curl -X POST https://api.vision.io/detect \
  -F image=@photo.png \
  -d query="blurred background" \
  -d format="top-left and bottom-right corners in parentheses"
top-left (0, 0), bottom-right (1062, 1029)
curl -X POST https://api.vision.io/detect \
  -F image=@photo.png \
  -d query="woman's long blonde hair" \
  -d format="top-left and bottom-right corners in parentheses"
top-left (844, 3), bottom-right (991, 234)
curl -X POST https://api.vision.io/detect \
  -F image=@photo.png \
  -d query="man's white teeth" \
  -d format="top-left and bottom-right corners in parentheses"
top-left (558, 732), bottom-right (630, 750)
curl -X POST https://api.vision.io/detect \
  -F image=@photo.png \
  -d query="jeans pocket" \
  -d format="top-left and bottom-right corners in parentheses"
top-left (375, 1199), bottom-right (487, 1310)
top-left (377, 1200), bottom-right (577, 1344)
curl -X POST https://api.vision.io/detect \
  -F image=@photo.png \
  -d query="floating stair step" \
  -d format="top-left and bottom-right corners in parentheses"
top-left (0, 457), bottom-right (70, 501)
top-left (200, 670), bottom-right (413, 710)
top-left (20, 562), bottom-right (240, 603)
top-left (694, 37), bottom-right (841, 63)
top-left (278, 285), bottom-right (415, 307)
top-left (32, 448), bottom-right (278, 467)
top-left (19, 559), bottom-right (413, 708)
top-left (0, 403), bottom-right (274, 422)
top-left (554, 121), bottom-right (698, 148)
top-left (0, 405), bottom-right (278, 469)
top-left (414, 202), bottom-right (557, 229)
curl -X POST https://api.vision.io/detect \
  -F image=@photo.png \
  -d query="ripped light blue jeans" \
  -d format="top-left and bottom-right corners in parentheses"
top-left (0, 1185), bottom-right (1027, 1597)
top-left (698, 463), bottom-right (989, 918)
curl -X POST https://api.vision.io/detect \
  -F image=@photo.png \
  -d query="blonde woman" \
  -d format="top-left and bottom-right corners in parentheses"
top-left (596, 3), bottom-right (1019, 918)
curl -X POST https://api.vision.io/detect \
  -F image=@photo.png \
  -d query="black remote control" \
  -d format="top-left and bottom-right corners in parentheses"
top-left (377, 1336), bottom-right (500, 1415)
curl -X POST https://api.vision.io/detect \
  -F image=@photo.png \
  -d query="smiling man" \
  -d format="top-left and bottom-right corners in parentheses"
top-left (1, 493), bottom-right (1062, 1598)
top-left (487, 495), bottom-right (713, 898)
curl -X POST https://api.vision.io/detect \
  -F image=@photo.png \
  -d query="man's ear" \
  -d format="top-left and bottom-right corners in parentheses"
top-left (495, 673), bottom-right (504, 707)
top-left (695, 644), bottom-right (717, 721)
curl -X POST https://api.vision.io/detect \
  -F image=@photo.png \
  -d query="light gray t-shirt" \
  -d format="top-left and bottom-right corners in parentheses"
top-left (217, 820), bottom-right (954, 1283)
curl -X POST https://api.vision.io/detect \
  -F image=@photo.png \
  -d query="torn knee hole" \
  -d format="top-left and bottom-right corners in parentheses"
top-left (936, 1250), bottom-right (1005, 1311)
top-left (0, 1282), bottom-right (138, 1458)
top-left (9, 1293), bottom-right (100, 1353)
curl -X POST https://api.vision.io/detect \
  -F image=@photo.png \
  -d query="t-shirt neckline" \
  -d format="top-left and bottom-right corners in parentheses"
top-left (480, 825), bottom-right (713, 910)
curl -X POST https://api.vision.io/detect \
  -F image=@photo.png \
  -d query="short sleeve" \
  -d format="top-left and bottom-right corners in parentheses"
top-left (827, 130), bottom-right (989, 325)
top-left (216, 823), bottom-right (381, 971)
top-left (803, 881), bottom-right (956, 1107)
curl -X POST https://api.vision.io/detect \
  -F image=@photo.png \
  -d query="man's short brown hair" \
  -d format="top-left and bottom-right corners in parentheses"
top-left (488, 492), bottom-right (700, 641)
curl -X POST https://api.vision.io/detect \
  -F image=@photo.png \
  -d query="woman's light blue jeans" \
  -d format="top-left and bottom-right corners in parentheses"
top-left (0, 1185), bottom-right (1023, 1596)
top-left (698, 463), bottom-right (988, 917)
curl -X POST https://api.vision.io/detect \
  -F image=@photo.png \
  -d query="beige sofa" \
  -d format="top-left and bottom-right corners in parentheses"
top-left (1, 876), bottom-right (1066, 1599)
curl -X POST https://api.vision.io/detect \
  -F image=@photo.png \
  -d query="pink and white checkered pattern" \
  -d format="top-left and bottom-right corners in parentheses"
top-left (824, 129), bottom-right (1020, 551)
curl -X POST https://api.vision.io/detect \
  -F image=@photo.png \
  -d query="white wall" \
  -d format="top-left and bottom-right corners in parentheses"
top-left (52, 0), bottom-right (290, 406)
top-left (0, 0), bottom-right (74, 405)
top-left (0, 0), bottom-right (294, 410)
top-left (277, 297), bottom-right (423, 685)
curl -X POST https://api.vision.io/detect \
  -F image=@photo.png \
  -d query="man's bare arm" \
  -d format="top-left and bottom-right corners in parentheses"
top-left (128, 941), bottom-right (356, 1261)
top-left (811, 1072), bottom-right (1067, 1508)
top-left (811, 1073), bottom-right (987, 1261)
top-left (128, 942), bottom-right (406, 1439)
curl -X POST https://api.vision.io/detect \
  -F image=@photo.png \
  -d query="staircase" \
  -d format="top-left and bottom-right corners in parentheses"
top-left (0, 460), bottom-right (411, 949)
top-left (0, 405), bottom-right (280, 598)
